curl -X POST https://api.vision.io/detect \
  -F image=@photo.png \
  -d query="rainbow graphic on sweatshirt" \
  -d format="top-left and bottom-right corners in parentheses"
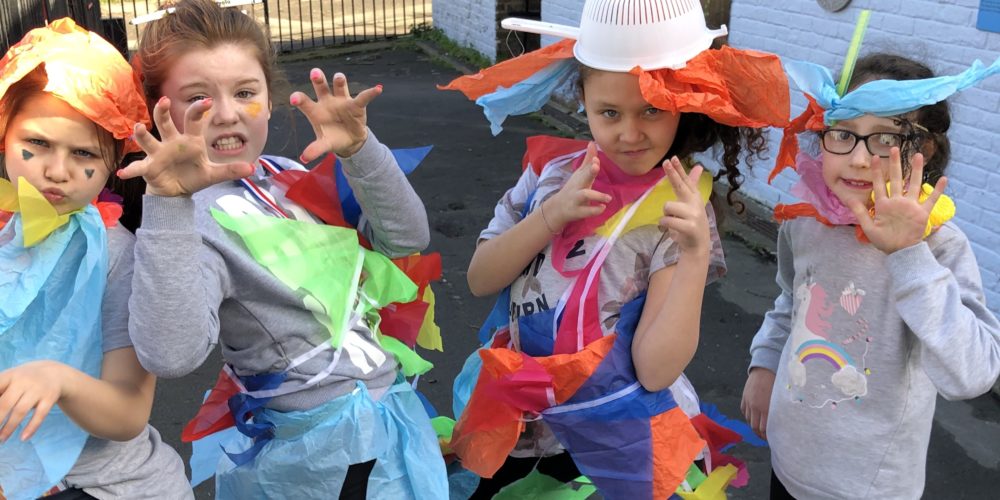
top-left (795, 339), bottom-right (856, 369)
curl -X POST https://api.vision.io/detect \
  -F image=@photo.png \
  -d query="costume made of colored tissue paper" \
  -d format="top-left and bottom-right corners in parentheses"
top-left (180, 151), bottom-right (448, 498)
top-left (767, 57), bottom-right (1000, 238)
top-left (0, 19), bottom-right (148, 500)
top-left (446, 137), bottom-right (751, 500)
top-left (438, 39), bottom-right (790, 135)
top-left (0, 179), bottom-right (121, 500)
top-left (440, 33), bottom-right (790, 498)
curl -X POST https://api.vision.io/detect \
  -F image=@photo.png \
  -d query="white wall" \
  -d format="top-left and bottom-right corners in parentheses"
top-left (431, 0), bottom-right (498, 61)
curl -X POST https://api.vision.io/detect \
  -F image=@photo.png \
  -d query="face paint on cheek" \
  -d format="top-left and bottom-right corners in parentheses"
top-left (245, 102), bottom-right (263, 119)
top-left (22, 149), bottom-right (33, 161)
top-left (85, 169), bottom-right (94, 179)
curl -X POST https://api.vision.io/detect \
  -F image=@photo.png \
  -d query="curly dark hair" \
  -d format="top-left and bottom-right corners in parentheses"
top-left (844, 53), bottom-right (951, 184)
top-left (577, 65), bottom-right (770, 211)
top-left (666, 112), bottom-right (769, 209)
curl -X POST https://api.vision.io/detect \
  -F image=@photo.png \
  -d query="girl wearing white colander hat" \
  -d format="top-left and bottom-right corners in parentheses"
top-left (442, 0), bottom-right (791, 498)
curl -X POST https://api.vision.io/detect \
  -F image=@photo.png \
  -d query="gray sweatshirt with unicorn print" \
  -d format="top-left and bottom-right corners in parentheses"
top-left (749, 217), bottom-right (1000, 500)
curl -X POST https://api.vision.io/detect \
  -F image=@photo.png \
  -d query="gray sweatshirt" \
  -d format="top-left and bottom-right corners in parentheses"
top-left (749, 218), bottom-right (1000, 499)
top-left (128, 132), bottom-right (430, 411)
top-left (63, 224), bottom-right (191, 500)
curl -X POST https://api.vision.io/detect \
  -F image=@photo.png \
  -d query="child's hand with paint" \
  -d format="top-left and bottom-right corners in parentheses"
top-left (120, 96), bottom-right (255, 196)
top-left (290, 69), bottom-right (382, 162)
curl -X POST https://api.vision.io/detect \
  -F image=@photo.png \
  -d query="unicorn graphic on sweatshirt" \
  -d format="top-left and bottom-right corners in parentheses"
top-left (788, 280), bottom-right (867, 397)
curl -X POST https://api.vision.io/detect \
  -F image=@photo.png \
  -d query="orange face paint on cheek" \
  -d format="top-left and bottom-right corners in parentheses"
top-left (245, 102), bottom-right (263, 119)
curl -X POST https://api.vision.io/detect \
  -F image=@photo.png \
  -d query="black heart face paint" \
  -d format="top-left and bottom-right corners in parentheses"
top-left (85, 169), bottom-right (94, 179)
top-left (21, 149), bottom-right (33, 161)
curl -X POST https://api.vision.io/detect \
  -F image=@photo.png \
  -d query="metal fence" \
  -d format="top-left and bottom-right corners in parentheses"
top-left (1, 0), bottom-right (432, 55)
top-left (107, 0), bottom-right (432, 53)
top-left (1, 0), bottom-right (106, 52)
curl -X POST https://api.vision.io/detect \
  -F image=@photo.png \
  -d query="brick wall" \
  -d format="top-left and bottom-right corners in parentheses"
top-left (729, 0), bottom-right (1000, 317)
top-left (431, 0), bottom-right (498, 60)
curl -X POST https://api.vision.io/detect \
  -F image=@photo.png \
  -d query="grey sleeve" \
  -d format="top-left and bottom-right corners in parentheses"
top-left (101, 225), bottom-right (136, 353)
top-left (342, 130), bottom-right (430, 257)
top-left (886, 228), bottom-right (1000, 400)
top-left (129, 196), bottom-right (227, 378)
top-left (748, 222), bottom-right (795, 373)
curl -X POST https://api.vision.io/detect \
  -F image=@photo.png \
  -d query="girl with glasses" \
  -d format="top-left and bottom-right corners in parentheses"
top-left (741, 52), bottom-right (1000, 499)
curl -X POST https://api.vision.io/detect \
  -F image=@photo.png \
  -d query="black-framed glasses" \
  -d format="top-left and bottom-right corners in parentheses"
top-left (820, 129), bottom-right (911, 158)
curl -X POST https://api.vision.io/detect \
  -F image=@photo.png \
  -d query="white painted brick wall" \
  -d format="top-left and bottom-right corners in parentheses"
top-left (730, 0), bottom-right (1000, 316)
top-left (541, 0), bottom-right (585, 46)
top-left (542, 0), bottom-right (584, 25)
top-left (431, 0), bottom-right (498, 61)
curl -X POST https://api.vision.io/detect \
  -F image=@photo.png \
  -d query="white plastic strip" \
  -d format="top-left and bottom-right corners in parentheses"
top-left (573, 183), bottom-right (656, 351)
top-left (542, 381), bottom-right (642, 415)
top-left (131, 0), bottom-right (262, 25)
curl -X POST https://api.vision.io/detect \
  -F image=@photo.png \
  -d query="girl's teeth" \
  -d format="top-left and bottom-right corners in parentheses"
top-left (214, 137), bottom-right (244, 150)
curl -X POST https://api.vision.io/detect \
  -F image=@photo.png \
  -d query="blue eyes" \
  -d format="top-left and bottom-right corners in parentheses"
top-left (23, 139), bottom-right (97, 160)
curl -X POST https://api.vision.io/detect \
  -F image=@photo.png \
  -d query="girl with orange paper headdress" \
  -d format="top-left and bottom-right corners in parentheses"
top-left (740, 29), bottom-right (1000, 499)
top-left (441, 1), bottom-right (790, 498)
top-left (0, 19), bottom-right (191, 500)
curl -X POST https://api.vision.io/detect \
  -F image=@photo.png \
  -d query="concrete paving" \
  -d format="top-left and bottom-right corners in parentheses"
top-left (148, 41), bottom-right (1000, 499)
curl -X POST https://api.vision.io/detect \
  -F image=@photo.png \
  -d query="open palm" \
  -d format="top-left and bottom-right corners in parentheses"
top-left (848, 149), bottom-right (947, 254)
top-left (291, 69), bottom-right (382, 162)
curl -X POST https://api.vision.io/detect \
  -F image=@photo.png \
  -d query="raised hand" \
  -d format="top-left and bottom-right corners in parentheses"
top-left (118, 97), bottom-right (254, 196)
top-left (847, 148), bottom-right (948, 254)
top-left (290, 69), bottom-right (382, 162)
top-left (0, 361), bottom-right (66, 442)
top-left (542, 142), bottom-right (612, 232)
top-left (659, 157), bottom-right (710, 254)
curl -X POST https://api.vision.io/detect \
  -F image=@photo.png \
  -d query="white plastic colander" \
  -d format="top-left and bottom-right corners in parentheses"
top-left (501, 0), bottom-right (728, 72)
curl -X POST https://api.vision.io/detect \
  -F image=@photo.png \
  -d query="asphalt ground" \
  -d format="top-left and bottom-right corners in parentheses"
top-left (147, 41), bottom-right (1000, 499)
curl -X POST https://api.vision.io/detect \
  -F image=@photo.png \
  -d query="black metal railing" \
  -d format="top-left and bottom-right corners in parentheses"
top-left (253, 0), bottom-right (432, 52)
top-left (1, 0), bottom-right (105, 52)
top-left (1, 0), bottom-right (432, 55)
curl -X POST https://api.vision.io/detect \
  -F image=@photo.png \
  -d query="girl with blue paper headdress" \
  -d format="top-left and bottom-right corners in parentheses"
top-left (0, 19), bottom-right (191, 500)
top-left (741, 46), bottom-right (1000, 499)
